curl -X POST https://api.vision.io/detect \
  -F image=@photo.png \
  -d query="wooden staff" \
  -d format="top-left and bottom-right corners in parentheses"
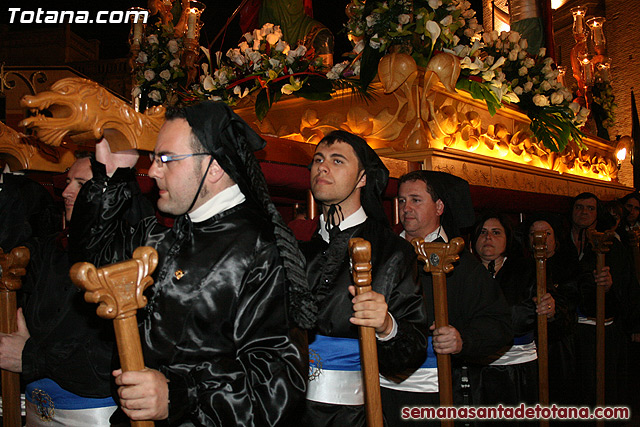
top-left (532, 231), bottom-right (549, 427)
top-left (412, 237), bottom-right (464, 427)
top-left (0, 246), bottom-right (30, 427)
top-left (586, 229), bottom-right (613, 421)
top-left (628, 226), bottom-right (640, 278)
top-left (70, 246), bottom-right (158, 427)
top-left (348, 238), bottom-right (383, 427)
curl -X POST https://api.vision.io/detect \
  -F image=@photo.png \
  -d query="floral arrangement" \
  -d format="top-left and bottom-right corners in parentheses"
top-left (188, 23), bottom-right (337, 121)
top-left (457, 30), bottom-right (589, 151)
top-left (344, 0), bottom-right (483, 89)
top-left (344, 0), bottom-right (590, 152)
top-left (131, 0), bottom-right (613, 153)
top-left (132, 21), bottom-right (187, 108)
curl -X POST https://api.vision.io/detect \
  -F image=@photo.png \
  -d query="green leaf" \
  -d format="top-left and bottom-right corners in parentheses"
top-left (254, 89), bottom-right (270, 122)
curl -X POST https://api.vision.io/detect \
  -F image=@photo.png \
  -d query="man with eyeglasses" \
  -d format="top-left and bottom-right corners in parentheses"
top-left (70, 102), bottom-right (316, 425)
top-left (565, 192), bottom-right (640, 408)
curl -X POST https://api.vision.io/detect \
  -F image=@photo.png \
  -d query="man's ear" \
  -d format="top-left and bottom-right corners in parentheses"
top-left (356, 172), bottom-right (367, 189)
top-left (205, 158), bottom-right (225, 184)
top-left (435, 199), bottom-right (445, 217)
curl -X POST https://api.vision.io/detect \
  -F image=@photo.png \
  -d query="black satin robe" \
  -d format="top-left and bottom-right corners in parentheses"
top-left (299, 219), bottom-right (428, 425)
top-left (19, 234), bottom-right (115, 398)
top-left (70, 163), bottom-right (307, 426)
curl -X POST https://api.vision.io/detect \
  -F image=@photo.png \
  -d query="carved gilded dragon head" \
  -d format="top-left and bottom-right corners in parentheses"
top-left (20, 78), bottom-right (165, 152)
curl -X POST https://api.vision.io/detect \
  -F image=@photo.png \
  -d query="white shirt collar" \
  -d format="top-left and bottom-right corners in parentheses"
top-left (318, 206), bottom-right (367, 243)
top-left (188, 184), bottom-right (246, 223)
top-left (400, 225), bottom-right (448, 243)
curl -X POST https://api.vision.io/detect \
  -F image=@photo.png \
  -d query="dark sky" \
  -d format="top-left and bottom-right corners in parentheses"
top-left (2, 0), bottom-right (484, 60)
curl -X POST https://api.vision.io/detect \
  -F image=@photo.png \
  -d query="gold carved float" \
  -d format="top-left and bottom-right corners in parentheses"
top-left (17, 66), bottom-right (631, 198)
top-left (0, 121), bottom-right (75, 172)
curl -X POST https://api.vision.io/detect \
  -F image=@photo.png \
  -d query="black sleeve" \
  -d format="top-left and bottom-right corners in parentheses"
top-left (69, 159), bottom-right (156, 266)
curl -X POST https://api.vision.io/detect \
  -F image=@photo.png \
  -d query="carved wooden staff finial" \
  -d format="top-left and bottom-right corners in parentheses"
top-left (586, 229), bottom-right (614, 421)
top-left (70, 246), bottom-right (158, 427)
top-left (412, 237), bottom-right (464, 427)
top-left (348, 238), bottom-right (383, 427)
top-left (0, 246), bottom-right (30, 427)
top-left (532, 231), bottom-right (549, 427)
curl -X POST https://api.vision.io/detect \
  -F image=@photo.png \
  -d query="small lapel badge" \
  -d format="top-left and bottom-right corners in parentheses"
top-left (174, 270), bottom-right (185, 280)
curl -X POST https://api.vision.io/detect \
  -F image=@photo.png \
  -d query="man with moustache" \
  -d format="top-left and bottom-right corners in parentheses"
top-left (70, 102), bottom-right (315, 425)
top-left (0, 153), bottom-right (125, 425)
top-left (380, 170), bottom-right (511, 425)
top-left (299, 130), bottom-right (427, 426)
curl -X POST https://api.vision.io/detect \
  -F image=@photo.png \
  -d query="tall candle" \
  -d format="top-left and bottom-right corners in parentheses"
top-left (186, 10), bottom-right (197, 39)
top-left (133, 21), bottom-right (143, 43)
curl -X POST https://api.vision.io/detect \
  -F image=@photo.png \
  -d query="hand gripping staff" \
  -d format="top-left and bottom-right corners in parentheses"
top-left (348, 238), bottom-right (383, 427)
top-left (70, 246), bottom-right (158, 427)
top-left (532, 231), bottom-right (549, 427)
top-left (0, 246), bottom-right (30, 427)
top-left (412, 237), bottom-right (464, 427)
top-left (586, 229), bottom-right (613, 427)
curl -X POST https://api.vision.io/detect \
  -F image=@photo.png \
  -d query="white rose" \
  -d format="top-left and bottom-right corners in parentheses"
top-left (261, 23), bottom-right (274, 36)
top-left (398, 14), bottom-right (411, 25)
top-left (214, 69), bottom-right (228, 86)
top-left (131, 86), bottom-right (141, 97)
top-left (159, 69), bottom-right (171, 81)
top-left (136, 51), bottom-right (148, 63)
top-left (209, 95), bottom-right (223, 101)
top-left (266, 32), bottom-right (280, 45)
top-left (269, 58), bottom-right (281, 69)
top-left (369, 34), bottom-right (381, 49)
top-left (524, 81), bottom-right (534, 92)
top-left (550, 92), bottom-right (564, 105)
top-left (508, 50), bottom-right (518, 61)
top-left (366, 14), bottom-right (377, 27)
top-left (148, 90), bottom-right (161, 102)
top-left (243, 32), bottom-right (253, 43)
top-left (464, 28), bottom-right (475, 38)
top-left (144, 69), bottom-right (155, 81)
top-left (540, 80), bottom-right (552, 91)
top-left (518, 50), bottom-right (527, 60)
top-left (569, 102), bottom-right (581, 115)
top-left (147, 35), bottom-right (158, 45)
top-left (463, 9), bottom-right (475, 19)
top-left (538, 47), bottom-right (547, 57)
top-left (440, 15), bottom-right (453, 26)
top-left (519, 39), bottom-right (528, 50)
top-left (518, 66), bottom-right (528, 76)
top-left (533, 94), bottom-right (550, 107)
top-left (167, 40), bottom-right (179, 54)
top-left (524, 58), bottom-right (535, 68)
top-left (170, 58), bottom-right (180, 68)
top-left (428, 0), bottom-right (443, 8)
top-left (239, 41), bottom-right (250, 53)
top-left (495, 40), bottom-right (503, 49)
top-left (275, 40), bottom-right (288, 52)
top-left (514, 86), bottom-right (523, 95)
top-left (508, 32), bottom-right (520, 43)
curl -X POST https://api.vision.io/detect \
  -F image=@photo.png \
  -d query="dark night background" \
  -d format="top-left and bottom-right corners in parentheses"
top-left (1, 0), bottom-right (484, 62)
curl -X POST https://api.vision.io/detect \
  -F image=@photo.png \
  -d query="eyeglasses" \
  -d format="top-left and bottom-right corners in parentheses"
top-left (149, 152), bottom-right (210, 167)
